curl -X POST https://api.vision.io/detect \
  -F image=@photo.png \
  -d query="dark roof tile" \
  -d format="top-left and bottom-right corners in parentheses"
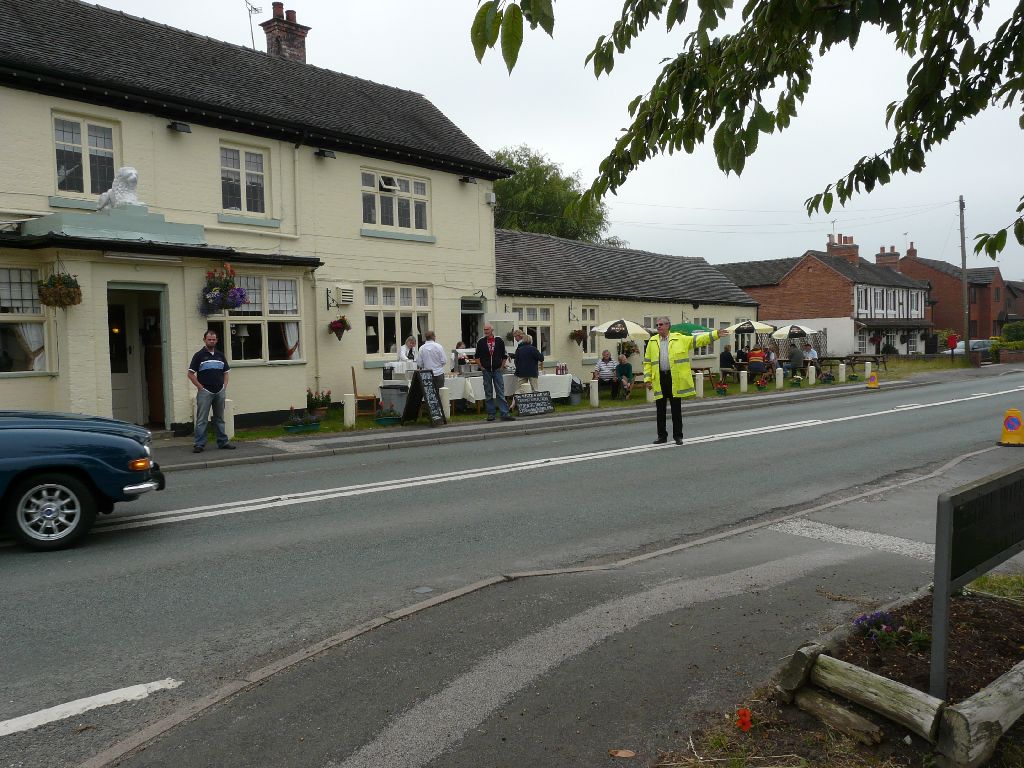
top-left (495, 230), bottom-right (757, 306)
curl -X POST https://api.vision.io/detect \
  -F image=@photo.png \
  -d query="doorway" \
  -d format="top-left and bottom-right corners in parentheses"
top-left (107, 287), bottom-right (167, 427)
top-left (460, 298), bottom-right (484, 346)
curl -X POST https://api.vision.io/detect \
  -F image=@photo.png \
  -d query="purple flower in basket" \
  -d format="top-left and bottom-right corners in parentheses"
top-left (224, 286), bottom-right (248, 309)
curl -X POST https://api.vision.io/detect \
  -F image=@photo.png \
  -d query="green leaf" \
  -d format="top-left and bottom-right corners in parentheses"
top-left (486, 2), bottom-right (502, 46)
top-left (1014, 218), bottom-right (1024, 246)
top-left (501, 4), bottom-right (524, 74)
top-left (995, 227), bottom-right (1008, 252)
top-left (533, 0), bottom-right (555, 35)
top-left (471, 2), bottom-right (495, 62)
top-left (823, 192), bottom-right (834, 214)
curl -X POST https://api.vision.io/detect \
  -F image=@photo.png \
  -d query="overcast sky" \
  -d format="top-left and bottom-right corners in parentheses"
top-left (98, 0), bottom-right (1023, 277)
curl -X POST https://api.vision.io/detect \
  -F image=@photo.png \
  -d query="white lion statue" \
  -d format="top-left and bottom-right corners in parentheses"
top-left (97, 166), bottom-right (143, 210)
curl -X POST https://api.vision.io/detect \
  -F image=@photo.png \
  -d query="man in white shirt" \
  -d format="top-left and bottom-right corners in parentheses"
top-left (418, 330), bottom-right (448, 394)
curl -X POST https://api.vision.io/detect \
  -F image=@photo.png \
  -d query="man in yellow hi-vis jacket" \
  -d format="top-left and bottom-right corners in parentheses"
top-left (644, 316), bottom-right (728, 444)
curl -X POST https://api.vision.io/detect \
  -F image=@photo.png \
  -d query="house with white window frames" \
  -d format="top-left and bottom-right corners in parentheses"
top-left (0, 0), bottom-right (509, 429)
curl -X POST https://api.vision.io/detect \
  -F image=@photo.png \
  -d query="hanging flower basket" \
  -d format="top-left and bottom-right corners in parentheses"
top-left (328, 315), bottom-right (351, 340)
top-left (200, 263), bottom-right (248, 315)
top-left (37, 272), bottom-right (82, 308)
top-left (568, 328), bottom-right (587, 346)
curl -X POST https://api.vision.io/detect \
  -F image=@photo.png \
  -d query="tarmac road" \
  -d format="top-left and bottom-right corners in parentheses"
top-left (2, 368), bottom-right (1023, 767)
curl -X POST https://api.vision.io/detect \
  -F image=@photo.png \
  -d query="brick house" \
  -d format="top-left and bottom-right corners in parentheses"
top-left (893, 246), bottom-right (1009, 339)
top-left (716, 234), bottom-right (932, 355)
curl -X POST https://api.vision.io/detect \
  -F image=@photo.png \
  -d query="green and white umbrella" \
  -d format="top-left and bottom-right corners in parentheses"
top-left (670, 322), bottom-right (712, 334)
top-left (771, 323), bottom-right (818, 340)
top-left (724, 320), bottom-right (776, 334)
top-left (590, 319), bottom-right (652, 340)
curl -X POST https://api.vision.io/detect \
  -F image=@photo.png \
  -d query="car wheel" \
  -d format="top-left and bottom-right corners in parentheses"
top-left (7, 473), bottom-right (98, 551)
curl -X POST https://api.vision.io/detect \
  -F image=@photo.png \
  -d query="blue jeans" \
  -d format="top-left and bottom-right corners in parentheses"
top-left (195, 387), bottom-right (229, 447)
top-left (481, 370), bottom-right (510, 417)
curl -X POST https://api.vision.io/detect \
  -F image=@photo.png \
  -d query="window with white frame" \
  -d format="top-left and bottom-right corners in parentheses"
top-left (513, 304), bottom-right (552, 355)
top-left (693, 316), bottom-right (715, 356)
top-left (580, 306), bottom-right (598, 353)
top-left (220, 146), bottom-right (266, 214)
top-left (873, 288), bottom-right (885, 314)
top-left (886, 289), bottom-right (896, 313)
top-left (53, 116), bottom-right (116, 196)
top-left (857, 329), bottom-right (868, 354)
top-left (0, 268), bottom-right (47, 372)
top-left (909, 291), bottom-right (922, 317)
top-left (361, 170), bottom-right (430, 233)
top-left (884, 330), bottom-right (897, 350)
top-left (856, 287), bottom-right (870, 315)
top-left (206, 275), bottom-right (301, 362)
top-left (364, 283), bottom-right (431, 355)
top-left (906, 333), bottom-right (918, 353)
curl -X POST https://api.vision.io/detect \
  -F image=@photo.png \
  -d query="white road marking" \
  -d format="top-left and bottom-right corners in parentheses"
top-left (97, 384), bottom-right (1024, 535)
top-left (0, 679), bottom-right (182, 737)
top-left (328, 548), bottom-right (862, 768)
top-left (770, 519), bottom-right (934, 561)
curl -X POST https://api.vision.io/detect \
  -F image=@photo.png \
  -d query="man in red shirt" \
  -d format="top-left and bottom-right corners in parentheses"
top-left (474, 324), bottom-right (515, 422)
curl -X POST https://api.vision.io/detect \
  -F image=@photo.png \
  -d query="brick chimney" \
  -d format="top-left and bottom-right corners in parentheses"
top-left (827, 233), bottom-right (861, 265)
top-left (875, 244), bottom-right (901, 271)
top-left (906, 241), bottom-right (918, 260)
top-left (261, 3), bottom-right (311, 63)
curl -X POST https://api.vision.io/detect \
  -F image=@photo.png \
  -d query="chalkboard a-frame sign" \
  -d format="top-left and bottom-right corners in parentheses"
top-left (514, 391), bottom-right (554, 416)
top-left (401, 370), bottom-right (447, 426)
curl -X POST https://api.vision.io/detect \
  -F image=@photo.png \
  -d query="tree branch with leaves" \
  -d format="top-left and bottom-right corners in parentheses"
top-left (471, 0), bottom-right (1024, 258)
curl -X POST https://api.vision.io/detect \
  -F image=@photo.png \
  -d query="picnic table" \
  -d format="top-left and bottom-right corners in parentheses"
top-left (846, 353), bottom-right (887, 371)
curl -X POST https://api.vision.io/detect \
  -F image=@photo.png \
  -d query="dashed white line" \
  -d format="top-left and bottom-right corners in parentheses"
top-left (0, 679), bottom-right (183, 737)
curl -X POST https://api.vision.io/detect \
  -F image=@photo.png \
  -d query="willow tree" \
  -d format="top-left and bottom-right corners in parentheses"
top-left (471, 0), bottom-right (1024, 257)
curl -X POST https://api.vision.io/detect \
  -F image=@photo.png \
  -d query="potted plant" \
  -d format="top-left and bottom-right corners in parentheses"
top-left (283, 406), bottom-right (321, 434)
top-left (755, 375), bottom-right (770, 391)
top-left (37, 271), bottom-right (82, 308)
top-left (868, 334), bottom-right (883, 352)
top-left (618, 339), bottom-right (640, 357)
top-left (328, 315), bottom-right (351, 340)
top-left (568, 328), bottom-right (587, 346)
top-left (200, 263), bottom-right (248, 315)
top-left (375, 405), bottom-right (402, 426)
top-left (713, 380), bottom-right (729, 396)
top-left (790, 374), bottom-right (804, 387)
top-left (820, 371), bottom-right (836, 384)
top-left (306, 388), bottom-right (331, 419)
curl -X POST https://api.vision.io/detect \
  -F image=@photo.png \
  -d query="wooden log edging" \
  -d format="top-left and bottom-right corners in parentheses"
top-left (793, 687), bottom-right (883, 745)
top-left (936, 658), bottom-right (1024, 768)
top-left (810, 654), bottom-right (946, 743)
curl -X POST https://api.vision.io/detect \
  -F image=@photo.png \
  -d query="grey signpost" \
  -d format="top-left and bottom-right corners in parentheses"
top-left (931, 464), bottom-right (1024, 698)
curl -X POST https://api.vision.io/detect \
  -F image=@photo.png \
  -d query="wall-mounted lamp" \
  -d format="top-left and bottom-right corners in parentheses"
top-left (692, 302), bottom-right (701, 310)
top-left (366, 326), bottom-right (377, 338)
top-left (314, 148), bottom-right (336, 159)
top-left (458, 176), bottom-right (477, 184)
top-left (167, 121), bottom-right (192, 133)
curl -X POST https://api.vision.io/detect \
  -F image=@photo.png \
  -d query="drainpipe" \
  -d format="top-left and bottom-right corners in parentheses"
top-left (310, 267), bottom-right (321, 391)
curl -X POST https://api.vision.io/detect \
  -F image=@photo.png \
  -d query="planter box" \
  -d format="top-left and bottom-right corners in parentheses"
top-left (283, 423), bottom-right (321, 434)
top-left (375, 416), bottom-right (401, 426)
top-left (715, 390), bottom-right (728, 396)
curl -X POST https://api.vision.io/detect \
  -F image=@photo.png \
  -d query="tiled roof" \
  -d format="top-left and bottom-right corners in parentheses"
top-left (715, 258), bottom-right (799, 287)
top-left (0, 0), bottom-right (507, 178)
top-left (494, 230), bottom-right (757, 306)
top-left (717, 251), bottom-right (928, 289)
top-left (913, 257), bottom-right (1000, 285)
top-left (813, 252), bottom-right (929, 289)
top-left (1006, 280), bottom-right (1024, 296)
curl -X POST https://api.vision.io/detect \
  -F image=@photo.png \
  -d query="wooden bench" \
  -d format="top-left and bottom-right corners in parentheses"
top-left (718, 367), bottom-right (740, 383)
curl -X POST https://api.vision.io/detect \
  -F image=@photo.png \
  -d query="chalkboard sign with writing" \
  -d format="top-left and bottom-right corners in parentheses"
top-left (514, 391), bottom-right (554, 417)
top-left (402, 370), bottom-right (447, 426)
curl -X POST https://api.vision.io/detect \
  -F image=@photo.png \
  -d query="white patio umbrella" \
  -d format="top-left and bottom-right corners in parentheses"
top-left (590, 319), bottom-right (652, 340)
top-left (724, 320), bottom-right (777, 334)
top-left (771, 323), bottom-right (819, 340)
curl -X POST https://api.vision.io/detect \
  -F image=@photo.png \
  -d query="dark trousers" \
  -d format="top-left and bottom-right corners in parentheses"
top-left (655, 369), bottom-right (683, 441)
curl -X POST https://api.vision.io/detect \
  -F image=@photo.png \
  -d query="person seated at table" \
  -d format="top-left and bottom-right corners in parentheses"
top-left (736, 345), bottom-right (749, 363)
top-left (765, 343), bottom-right (778, 369)
top-left (451, 340), bottom-right (469, 372)
top-left (513, 333), bottom-right (544, 394)
top-left (594, 349), bottom-right (617, 393)
top-left (746, 344), bottom-right (766, 375)
top-left (719, 344), bottom-right (736, 371)
top-left (397, 335), bottom-right (418, 363)
top-left (803, 342), bottom-right (819, 368)
top-left (784, 343), bottom-right (805, 377)
top-left (615, 353), bottom-right (634, 399)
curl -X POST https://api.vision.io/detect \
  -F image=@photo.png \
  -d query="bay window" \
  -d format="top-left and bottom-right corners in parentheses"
top-left (206, 274), bottom-right (301, 363)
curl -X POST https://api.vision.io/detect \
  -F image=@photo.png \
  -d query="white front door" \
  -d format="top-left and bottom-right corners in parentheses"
top-left (108, 292), bottom-right (144, 424)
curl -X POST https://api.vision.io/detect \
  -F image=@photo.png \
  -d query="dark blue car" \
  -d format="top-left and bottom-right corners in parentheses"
top-left (0, 411), bottom-right (165, 550)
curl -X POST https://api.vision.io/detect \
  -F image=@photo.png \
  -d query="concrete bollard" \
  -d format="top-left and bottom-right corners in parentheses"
top-left (439, 386), bottom-right (451, 418)
top-left (807, 365), bottom-right (816, 386)
top-left (739, 370), bottom-right (748, 393)
top-left (695, 372), bottom-right (704, 398)
top-left (775, 367), bottom-right (784, 390)
top-left (343, 393), bottom-right (356, 427)
top-left (589, 380), bottom-right (600, 407)
top-left (839, 363), bottom-right (846, 382)
top-left (865, 361), bottom-right (872, 379)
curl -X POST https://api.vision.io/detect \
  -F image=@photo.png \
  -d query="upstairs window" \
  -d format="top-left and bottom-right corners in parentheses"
top-left (361, 170), bottom-right (429, 232)
top-left (54, 116), bottom-right (115, 195)
top-left (221, 147), bottom-right (266, 214)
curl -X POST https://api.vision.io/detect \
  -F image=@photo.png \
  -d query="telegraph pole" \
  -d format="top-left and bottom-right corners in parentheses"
top-left (959, 195), bottom-right (971, 365)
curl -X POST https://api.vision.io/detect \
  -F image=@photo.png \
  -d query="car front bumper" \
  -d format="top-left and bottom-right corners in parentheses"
top-left (123, 464), bottom-right (166, 495)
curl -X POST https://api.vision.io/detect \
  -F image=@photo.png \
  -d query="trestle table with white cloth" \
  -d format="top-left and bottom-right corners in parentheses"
top-left (453, 373), bottom-right (573, 404)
